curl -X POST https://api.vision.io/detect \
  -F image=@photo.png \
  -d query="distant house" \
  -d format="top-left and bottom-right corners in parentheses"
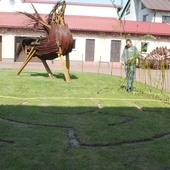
top-left (120, 0), bottom-right (170, 23)
top-left (0, 0), bottom-right (170, 63)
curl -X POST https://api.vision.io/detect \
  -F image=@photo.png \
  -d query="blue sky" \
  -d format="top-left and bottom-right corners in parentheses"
top-left (66, 0), bottom-right (128, 6)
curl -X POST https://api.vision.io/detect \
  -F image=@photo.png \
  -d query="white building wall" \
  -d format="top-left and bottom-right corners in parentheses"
top-left (106, 36), bottom-right (170, 61)
top-left (123, 0), bottom-right (154, 22)
top-left (148, 39), bottom-right (170, 50)
top-left (0, 31), bottom-right (45, 60)
top-left (121, 0), bottom-right (170, 23)
top-left (120, 36), bottom-right (170, 57)
top-left (69, 35), bottom-right (86, 61)
top-left (131, 0), bottom-right (139, 21)
top-left (137, 8), bottom-right (170, 23)
top-left (1, 34), bottom-right (15, 59)
top-left (138, 8), bottom-right (153, 22)
top-left (94, 37), bottom-right (111, 62)
top-left (0, 0), bottom-right (118, 18)
top-left (66, 5), bottom-right (118, 18)
top-left (154, 11), bottom-right (170, 23)
top-left (1, 31), bottom-right (170, 62)
top-left (122, 0), bottom-right (136, 21)
top-left (69, 35), bottom-right (112, 62)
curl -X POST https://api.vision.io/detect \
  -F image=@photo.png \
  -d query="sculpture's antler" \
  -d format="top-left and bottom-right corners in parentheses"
top-left (46, 0), bottom-right (66, 25)
top-left (31, 3), bottom-right (44, 22)
top-left (20, 4), bottom-right (51, 31)
top-left (57, 1), bottom-right (66, 25)
top-left (19, 11), bottom-right (38, 21)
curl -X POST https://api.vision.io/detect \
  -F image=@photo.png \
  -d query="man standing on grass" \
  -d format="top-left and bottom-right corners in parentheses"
top-left (121, 39), bottom-right (139, 92)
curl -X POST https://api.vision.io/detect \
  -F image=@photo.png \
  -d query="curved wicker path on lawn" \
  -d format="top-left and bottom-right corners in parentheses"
top-left (0, 96), bottom-right (170, 147)
top-left (0, 60), bottom-right (170, 148)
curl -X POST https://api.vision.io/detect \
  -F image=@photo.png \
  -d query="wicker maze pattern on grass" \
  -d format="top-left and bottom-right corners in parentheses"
top-left (0, 99), bottom-right (170, 148)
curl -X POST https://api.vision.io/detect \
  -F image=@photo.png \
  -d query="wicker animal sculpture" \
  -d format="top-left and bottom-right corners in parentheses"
top-left (16, 1), bottom-right (73, 82)
top-left (138, 47), bottom-right (170, 69)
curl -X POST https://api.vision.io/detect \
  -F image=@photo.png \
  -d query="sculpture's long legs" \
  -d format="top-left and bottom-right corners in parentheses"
top-left (16, 39), bottom-right (39, 75)
top-left (41, 60), bottom-right (53, 78)
top-left (58, 54), bottom-right (71, 83)
top-left (16, 47), bottom-right (36, 75)
top-left (66, 53), bottom-right (70, 73)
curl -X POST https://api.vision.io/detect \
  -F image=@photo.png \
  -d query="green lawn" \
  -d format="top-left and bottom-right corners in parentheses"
top-left (0, 68), bottom-right (170, 170)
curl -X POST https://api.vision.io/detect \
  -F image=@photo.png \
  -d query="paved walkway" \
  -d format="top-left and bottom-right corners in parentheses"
top-left (0, 60), bottom-right (121, 75)
top-left (0, 60), bottom-right (170, 92)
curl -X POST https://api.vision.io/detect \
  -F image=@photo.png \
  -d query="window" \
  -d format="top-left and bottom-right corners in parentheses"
top-left (162, 16), bottom-right (170, 23)
top-left (143, 14), bottom-right (148, 22)
top-left (72, 39), bottom-right (76, 49)
top-left (126, 3), bottom-right (131, 15)
top-left (141, 42), bottom-right (148, 52)
top-left (141, 2), bottom-right (146, 9)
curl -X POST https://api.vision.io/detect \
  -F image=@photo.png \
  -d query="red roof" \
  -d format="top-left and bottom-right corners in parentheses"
top-left (0, 12), bottom-right (33, 29)
top-left (0, 12), bottom-right (170, 36)
top-left (141, 0), bottom-right (170, 11)
top-left (65, 15), bottom-right (118, 32)
top-left (115, 20), bottom-right (170, 36)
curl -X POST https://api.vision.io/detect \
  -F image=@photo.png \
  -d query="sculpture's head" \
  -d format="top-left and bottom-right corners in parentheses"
top-left (47, 0), bottom-right (66, 25)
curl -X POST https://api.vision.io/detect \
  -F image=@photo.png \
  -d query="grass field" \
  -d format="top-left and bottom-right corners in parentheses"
top-left (0, 68), bottom-right (170, 170)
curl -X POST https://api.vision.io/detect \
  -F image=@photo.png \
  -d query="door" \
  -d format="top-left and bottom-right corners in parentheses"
top-left (0, 36), bottom-right (2, 61)
top-left (15, 36), bottom-right (40, 62)
top-left (85, 39), bottom-right (95, 61)
top-left (110, 40), bottom-right (121, 62)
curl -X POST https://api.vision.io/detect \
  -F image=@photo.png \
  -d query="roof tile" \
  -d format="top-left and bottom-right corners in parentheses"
top-left (0, 12), bottom-right (170, 36)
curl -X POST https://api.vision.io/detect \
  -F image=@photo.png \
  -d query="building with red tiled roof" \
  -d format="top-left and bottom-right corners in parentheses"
top-left (0, 0), bottom-right (170, 63)
top-left (1, 12), bottom-right (170, 36)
